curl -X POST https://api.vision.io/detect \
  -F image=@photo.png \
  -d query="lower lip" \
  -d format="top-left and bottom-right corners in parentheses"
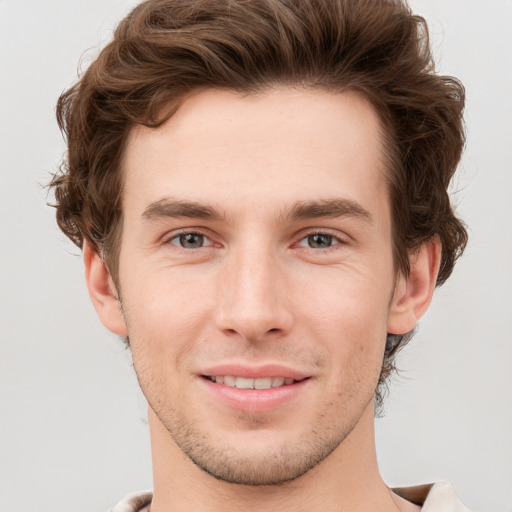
top-left (199, 377), bottom-right (310, 413)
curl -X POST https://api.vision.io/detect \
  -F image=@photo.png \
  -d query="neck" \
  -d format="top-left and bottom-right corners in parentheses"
top-left (148, 403), bottom-right (411, 512)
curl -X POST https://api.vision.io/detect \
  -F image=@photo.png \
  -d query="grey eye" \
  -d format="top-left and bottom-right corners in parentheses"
top-left (177, 233), bottom-right (205, 249)
top-left (307, 233), bottom-right (334, 249)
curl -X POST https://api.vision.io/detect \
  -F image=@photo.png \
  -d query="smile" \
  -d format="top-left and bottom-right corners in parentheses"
top-left (200, 372), bottom-right (311, 412)
top-left (205, 376), bottom-right (304, 389)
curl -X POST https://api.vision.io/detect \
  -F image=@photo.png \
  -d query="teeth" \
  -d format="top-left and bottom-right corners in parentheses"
top-left (224, 375), bottom-right (236, 386)
top-left (236, 377), bottom-right (254, 389)
top-left (208, 375), bottom-right (298, 390)
top-left (271, 377), bottom-right (285, 387)
top-left (254, 378), bottom-right (273, 389)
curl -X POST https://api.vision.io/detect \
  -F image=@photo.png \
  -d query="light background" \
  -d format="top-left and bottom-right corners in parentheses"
top-left (0, 1), bottom-right (510, 511)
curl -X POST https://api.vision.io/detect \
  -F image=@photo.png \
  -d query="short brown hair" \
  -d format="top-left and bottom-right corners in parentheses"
top-left (49, 0), bottom-right (467, 406)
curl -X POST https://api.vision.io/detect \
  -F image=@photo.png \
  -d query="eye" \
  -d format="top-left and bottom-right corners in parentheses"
top-left (298, 233), bottom-right (341, 249)
top-left (168, 232), bottom-right (211, 249)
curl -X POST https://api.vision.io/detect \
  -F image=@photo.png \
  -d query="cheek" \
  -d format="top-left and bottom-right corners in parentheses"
top-left (294, 266), bottom-right (391, 371)
top-left (124, 279), bottom-right (206, 407)
top-left (297, 261), bottom-right (393, 327)
top-left (120, 265), bottom-right (216, 362)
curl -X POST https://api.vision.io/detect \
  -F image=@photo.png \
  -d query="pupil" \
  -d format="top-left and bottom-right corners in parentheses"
top-left (309, 234), bottom-right (332, 248)
top-left (180, 233), bottom-right (203, 248)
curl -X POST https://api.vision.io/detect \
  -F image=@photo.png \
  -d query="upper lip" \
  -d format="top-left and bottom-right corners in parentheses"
top-left (199, 363), bottom-right (311, 380)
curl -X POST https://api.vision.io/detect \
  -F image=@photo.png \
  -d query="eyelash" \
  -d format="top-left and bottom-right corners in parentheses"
top-left (295, 231), bottom-right (347, 251)
top-left (164, 229), bottom-right (347, 252)
top-left (165, 229), bottom-right (214, 250)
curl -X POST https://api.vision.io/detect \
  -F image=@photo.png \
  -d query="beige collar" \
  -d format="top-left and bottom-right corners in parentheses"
top-left (394, 482), bottom-right (469, 511)
top-left (111, 481), bottom-right (469, 512)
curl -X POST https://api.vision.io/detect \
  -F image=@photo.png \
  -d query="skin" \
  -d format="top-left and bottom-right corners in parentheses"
top-left (85, 87), bottom-right (440, 512)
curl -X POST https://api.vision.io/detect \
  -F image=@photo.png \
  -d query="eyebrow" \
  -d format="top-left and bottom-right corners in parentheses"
top-left (283, 198), bottom-right (373, 223)
top-left (142, 197), bottom-right (372, 224)
top-left (142, 198), bottom-right (227, 222)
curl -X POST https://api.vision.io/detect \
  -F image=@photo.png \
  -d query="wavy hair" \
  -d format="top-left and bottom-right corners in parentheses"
top-left (49, 0), bottom-right (467, 407)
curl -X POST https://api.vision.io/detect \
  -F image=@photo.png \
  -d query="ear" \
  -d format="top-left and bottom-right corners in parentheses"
top-left (387, 237), bottom-right (442, 335)
top-left (83, 240), bottom-right (127, 337)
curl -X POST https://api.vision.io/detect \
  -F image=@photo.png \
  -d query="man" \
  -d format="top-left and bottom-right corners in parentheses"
top-left (49, 0), bottom-right (469, 510)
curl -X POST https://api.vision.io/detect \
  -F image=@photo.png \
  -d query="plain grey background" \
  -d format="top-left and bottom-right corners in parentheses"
top-left (1, 1), bottom-right (511, 511)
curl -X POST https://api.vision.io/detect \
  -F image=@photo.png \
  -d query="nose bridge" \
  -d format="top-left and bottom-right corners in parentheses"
top-left (215, 235), bottom-right (291, 340)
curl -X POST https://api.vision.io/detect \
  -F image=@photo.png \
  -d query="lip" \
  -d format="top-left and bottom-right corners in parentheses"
top-left (197, 363), bottom-right (312, 413)
top-left (199, 376), bottom-right (310, 413)
top-left (199, 363), bottom-right (310, 381)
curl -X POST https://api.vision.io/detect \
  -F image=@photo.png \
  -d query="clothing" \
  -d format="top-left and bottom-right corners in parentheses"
top-left (395, 482), bottom-right (470, 512)
top-left (109, 481), bottom-right (469, 512)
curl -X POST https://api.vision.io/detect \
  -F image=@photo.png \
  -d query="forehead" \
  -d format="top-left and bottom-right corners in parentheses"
top-left (122, 87), bottom-right (388, 220)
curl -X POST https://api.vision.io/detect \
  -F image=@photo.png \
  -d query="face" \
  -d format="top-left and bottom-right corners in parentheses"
top-left (113, 87), bottom-right (401, 485)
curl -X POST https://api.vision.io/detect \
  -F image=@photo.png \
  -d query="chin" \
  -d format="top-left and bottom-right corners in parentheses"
top-left (186, 440), bottom-right (341, 486)
top-left (154, 406), bottom-right (354, 486)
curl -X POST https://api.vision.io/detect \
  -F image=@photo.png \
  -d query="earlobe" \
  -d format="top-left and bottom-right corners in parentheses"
top-left (83, 240), bottom-right (127, 337)
top-left (387, 237), bottom-right (442, 335)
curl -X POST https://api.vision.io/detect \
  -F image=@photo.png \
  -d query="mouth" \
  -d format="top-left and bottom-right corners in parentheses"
top-left (199, 368), bottom-right (311, 413)
top-left (203, 375), bottom-right (308, 390)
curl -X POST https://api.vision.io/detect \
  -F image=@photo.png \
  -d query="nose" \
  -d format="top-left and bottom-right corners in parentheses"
top-left (214, 242), bottom-right (294, 342)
